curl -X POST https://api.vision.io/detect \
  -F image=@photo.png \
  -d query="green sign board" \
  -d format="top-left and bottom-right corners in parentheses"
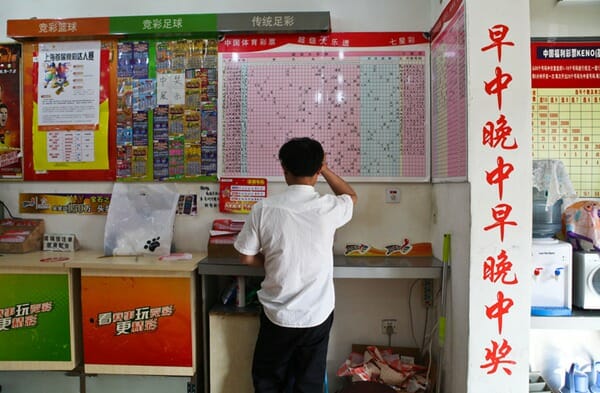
top-left (0, 273), bottom-right (71, 361)
top-left (110, 14), bottom-right (218, 36)
top-left (108, 12), bottom-right (329, 36)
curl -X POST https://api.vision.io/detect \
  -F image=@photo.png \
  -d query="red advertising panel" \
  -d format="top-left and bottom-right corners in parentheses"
top-left (531, 41), bottom-right (600, 88)
top-left (81, 275), bottom-right (193, 370)
top-left (219, 177), bottom-right (267, 214)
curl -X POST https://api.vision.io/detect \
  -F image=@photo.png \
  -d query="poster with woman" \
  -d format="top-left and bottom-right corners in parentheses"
top-left (0, 44), bottom-right (22, 179)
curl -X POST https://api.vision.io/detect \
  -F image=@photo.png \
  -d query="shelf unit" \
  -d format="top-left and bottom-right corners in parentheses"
top-left (530, 309), bottom-right (600, 330)
top-left (197, 255), bottom-right (444, 393)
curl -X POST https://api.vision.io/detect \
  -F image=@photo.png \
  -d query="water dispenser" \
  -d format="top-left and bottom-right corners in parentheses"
top-left (531, 160), bottom-right (576, 317)
top-left (531, 237), bottom-right (572, 316)
top-left (531, 191), bottom-right (571, 316)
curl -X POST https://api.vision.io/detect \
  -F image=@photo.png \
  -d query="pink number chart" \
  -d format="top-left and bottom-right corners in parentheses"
top-left (430, 0), bottom-right (467, 182)
top-left (218, 33), bottom-right (430, 182)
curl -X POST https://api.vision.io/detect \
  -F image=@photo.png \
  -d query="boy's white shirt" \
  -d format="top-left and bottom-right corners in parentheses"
top-left (234, 184), bottom-right (353, 327)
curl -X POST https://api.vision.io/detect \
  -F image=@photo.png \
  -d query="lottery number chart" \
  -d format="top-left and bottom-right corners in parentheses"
top-left (531, 40), bottom-right (600, 197)
top-left (430, 0), bottom-right (467, 182)
top-left (220, 44), bottom-right (429, 181)
top-left (532, 88), bottom-right (600, 197)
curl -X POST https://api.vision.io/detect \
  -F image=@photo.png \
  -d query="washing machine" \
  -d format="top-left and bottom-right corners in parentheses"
top-left (573, 251), bottom-right (600, 309)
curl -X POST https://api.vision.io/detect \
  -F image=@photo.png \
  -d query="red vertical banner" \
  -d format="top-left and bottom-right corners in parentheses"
top-left (0, 44), bottom-right (22, 179)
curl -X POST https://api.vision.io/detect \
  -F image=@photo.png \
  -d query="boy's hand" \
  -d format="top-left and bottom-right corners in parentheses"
top-left (320, 163), bottom-right (357, 204)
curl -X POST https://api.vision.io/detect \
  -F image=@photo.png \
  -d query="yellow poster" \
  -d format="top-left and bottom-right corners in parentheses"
top-left (32, 41), bottom-right (109, 171)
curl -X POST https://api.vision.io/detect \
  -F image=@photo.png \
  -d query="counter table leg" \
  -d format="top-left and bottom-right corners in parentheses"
top-left (200, 274), bottom-right (219, 393)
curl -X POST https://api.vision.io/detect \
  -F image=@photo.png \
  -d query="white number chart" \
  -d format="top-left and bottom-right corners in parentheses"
top-left (219, 33), bottom-right (430, 182)
top-left (47, 130), bottom-right (95, 163)
top-left (532, 88), bottom-right (600, 197)
top-left (531, 40), bottom-right (600, 198)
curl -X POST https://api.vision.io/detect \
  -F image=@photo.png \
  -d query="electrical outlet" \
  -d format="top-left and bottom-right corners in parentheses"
top-left (385, 188), bottom-right (400, 203)
top-left (422, 279), bottom-right (433, 307)
top-left (381, 319), bottom-right (397, 335)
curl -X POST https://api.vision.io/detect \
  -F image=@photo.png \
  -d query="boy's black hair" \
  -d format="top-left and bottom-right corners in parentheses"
top-left (278, 137), bottom-right (324, 177)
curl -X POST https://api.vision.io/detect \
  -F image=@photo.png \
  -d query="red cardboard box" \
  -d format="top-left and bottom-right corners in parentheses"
top-left (0, 218), bottom-right (45, 253)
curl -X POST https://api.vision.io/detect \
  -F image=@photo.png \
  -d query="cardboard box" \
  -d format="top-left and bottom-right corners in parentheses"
top-left (207, 219), bottom-right (244, 258)
top-left (0, 218), bottom-right (45, 253)
top-left (207, 242), bottom-right (239, 258)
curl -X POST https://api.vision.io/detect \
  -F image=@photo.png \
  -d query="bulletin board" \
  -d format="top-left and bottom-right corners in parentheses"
top-left (430, 0), bottom-right (467, 182)
top-left (531, 38), bottom-right (600, 197)
top-left (23, 38), bottom-right (219, 183)
top-left (218, 32), bottom-right (430, 182)
top-left (8, 12), bottom-right (331, 183)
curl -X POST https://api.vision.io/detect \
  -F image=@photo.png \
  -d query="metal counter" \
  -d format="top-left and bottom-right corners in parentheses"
top-left (197, 255), bottom-right (444, 279)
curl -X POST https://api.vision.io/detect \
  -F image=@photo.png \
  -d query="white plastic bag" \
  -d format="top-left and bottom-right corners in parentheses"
top-left (104, 183), bottom-right (179, 256)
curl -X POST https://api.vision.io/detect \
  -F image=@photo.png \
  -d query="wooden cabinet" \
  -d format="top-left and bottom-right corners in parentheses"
top-left (67, 252), bottom-right (203, 376)
top-left (0, 250), bottom-right (205, 379)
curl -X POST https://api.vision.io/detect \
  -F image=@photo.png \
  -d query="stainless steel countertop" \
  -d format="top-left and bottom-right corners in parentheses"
top-left (198, 255), bottom-right (444, 279)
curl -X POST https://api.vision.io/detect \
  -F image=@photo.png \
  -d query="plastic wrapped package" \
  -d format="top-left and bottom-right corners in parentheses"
top-left (104, 183), bottom-right (179, 256)
top-left (563, 200), bottom-right (600, 251)
top-left (532, 159), bottom-right (576, 210)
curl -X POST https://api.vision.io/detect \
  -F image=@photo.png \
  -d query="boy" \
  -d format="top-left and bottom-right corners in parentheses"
top-left (234, 137), bottom-right (357, 393)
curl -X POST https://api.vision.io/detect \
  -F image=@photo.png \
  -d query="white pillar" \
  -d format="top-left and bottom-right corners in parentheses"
top-left (466, 0), bottom-right (532, 392)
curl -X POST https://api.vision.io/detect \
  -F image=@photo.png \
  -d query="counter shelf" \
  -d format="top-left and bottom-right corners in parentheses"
top-left (197, 254), bottom-right (444, 393)
top-left (197, 255), bottom-right (444, 279)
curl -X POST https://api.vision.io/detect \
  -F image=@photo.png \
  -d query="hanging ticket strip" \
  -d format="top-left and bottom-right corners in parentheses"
top-left (115, 39), bottom-right (218, 182)
top-left (531, 39), bottom-right (600, 197)
top-left (7, 12), bottom-right (330, 181)
top-left (218, 32), bottom-right (430, 182)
